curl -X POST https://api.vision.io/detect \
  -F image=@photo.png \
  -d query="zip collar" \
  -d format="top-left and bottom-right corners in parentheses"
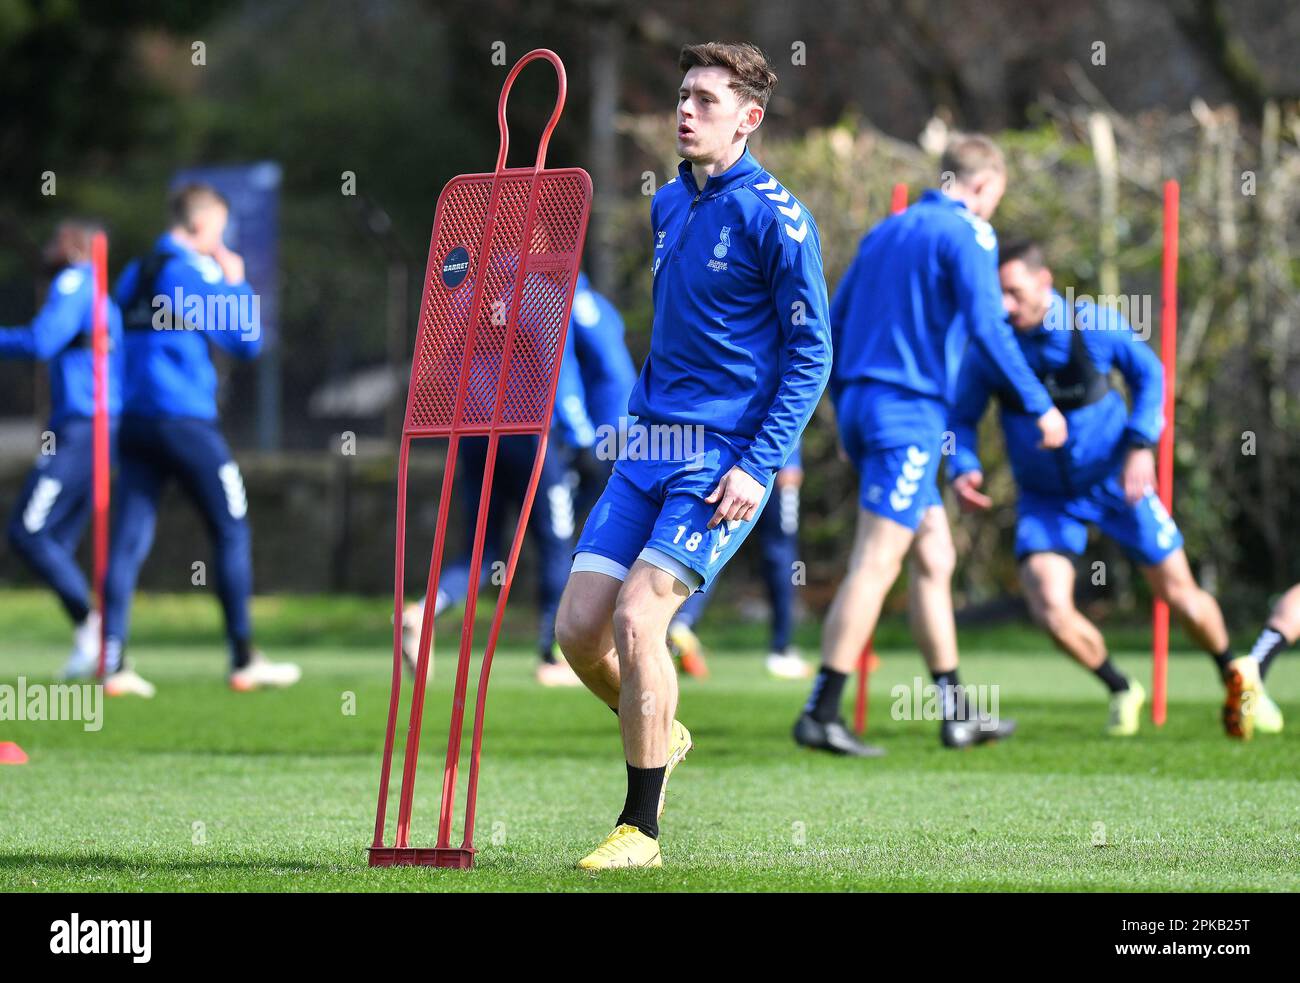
top-left (677, 147), bottom-right (762, 199)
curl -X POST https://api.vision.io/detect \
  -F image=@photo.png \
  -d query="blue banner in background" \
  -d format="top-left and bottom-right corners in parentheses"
top-left (171, 161), bottom-right (283, 448)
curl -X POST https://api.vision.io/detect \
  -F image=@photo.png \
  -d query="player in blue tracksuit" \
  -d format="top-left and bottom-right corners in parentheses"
top-left (796, 135), bottom-right (1069, 756)
top-left (398, 273), bottom-right (633, 687)
top-left (2, 220), bottom-right (122, 678)
top-left (666, 443), bottom-right (809, 680)
top-left (554, 43), bottom-right (831, 868)
top-left (101, 184), bottom-right (300, 695)
top-left (950, 239), bottom-right (1245, 737)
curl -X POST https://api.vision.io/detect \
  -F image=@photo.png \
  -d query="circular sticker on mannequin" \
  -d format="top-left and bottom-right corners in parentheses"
top-left (441, 246), bottom-right (471, 289)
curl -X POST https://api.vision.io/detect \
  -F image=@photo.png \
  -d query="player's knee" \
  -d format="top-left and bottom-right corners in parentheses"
top-left (611, 598), bottom-right (645, 657)
top-left (1163, 580), bottom-right (1202, 620)
top-left (555, 595), bottom-right (603, 662)
top-left (912, 536), bottom-right (955, 582)
top-left (1028, 593), bottom-right (1073, 638)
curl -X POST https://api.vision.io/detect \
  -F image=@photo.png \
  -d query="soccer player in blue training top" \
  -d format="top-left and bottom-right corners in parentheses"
top-left (797, 135), bottom-right (1068, 756)
top-left (2, 220), bottom-right (122, 679)
top-left (1234, 583), bottom-right (1297, 737)
top-left (100, 184), bottom-right (300, 696)
top-left (553, 41), bottom-right (831, 869)
top-left (398, 272), bottom-right (635, 688)
top-left (950, 239), bottom-right (1268, 738)
top-left (666, 444), bottom-right (810, 681)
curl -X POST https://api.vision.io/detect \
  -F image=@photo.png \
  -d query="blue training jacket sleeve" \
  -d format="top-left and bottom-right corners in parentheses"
top-left (168, 261), bottom-right (263, 360)
top-left (552, 324), bottom-right (596, 449)
top-left (947, 231), bottom-right (1053, 417)
top-left (736, 213), bottom-right (833, 486)
top-left (949, 347), bottom-right (994, 479)
top-left (1085, 305), bottom-right (1164, 446)
top-left (827, 248), bottom-right (858, 408)
top-left (0, 269), bottom-right (88, 360)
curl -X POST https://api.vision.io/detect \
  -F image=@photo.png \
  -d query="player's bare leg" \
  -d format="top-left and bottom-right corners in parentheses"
top-left (907, 506), bottom-right (1015, 747)
top-left (612, 561), bottom-right (690, 767)
top-left (795, 509), bottom-right (909, 756)
top-left (555, 571), bottom-right (623, 708)
top-left (559, 563), bottom-right (694, 869)
top-left (823, 509), bottom-right (913, 672)
top-left (1143, 549), bottom-right (1247, 736)
top-left (1143, 549), bottom-right (1229, 657)
top-left (1020, 552), bottom-right (1107, 670)
top-left (1021, 551), bottom-right (1144, 735)
top-left (907, 506), bottom-right (958, 675)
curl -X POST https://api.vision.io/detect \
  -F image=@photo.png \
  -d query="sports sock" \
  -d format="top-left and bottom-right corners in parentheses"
top-left (103, 638), bottom-right (124, 675)
top-left (1093, 658), bottom-right (1130, 694)
top-left (1249, 626), bottom-right (1290, 680)
top-left (230, 639), bottom-right (254, 671)
top-left (805, 666), bottom-right (848, 723)
top-left (616, 763), bottom-right (665, 839)
top-left (1211, 648), bottom-right (1234, 678)
top-left (933, 669), bottom-right (964, 720)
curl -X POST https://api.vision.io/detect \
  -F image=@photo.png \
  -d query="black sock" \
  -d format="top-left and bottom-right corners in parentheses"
top-left (1093, 658), bottom-right (1130, 694)
top-left (805, 666), bottom-right (848, 723)
top-left (1212, 649), bottom-right (1234, 679)
top-left (616, 763), bottom-right (665, 839)
top-left (540, 645), bottom-right (558, 665)
top-left (1249, 626), bottom-right (1290, 680)
top-left (933, 669), bottom-right (964, 720)
top-left (231, 639), bottom-right (254, 671)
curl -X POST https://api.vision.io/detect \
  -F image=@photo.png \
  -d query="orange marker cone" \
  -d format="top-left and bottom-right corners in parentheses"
top-left (0, 742), bottom-right (29, 765)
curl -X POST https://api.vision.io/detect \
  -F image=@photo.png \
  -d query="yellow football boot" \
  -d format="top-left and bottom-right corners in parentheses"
top-left (1105, 680), bottom-right (1145, 737)
top-left (1222, 656), bottom-right (1260, 740)
top-left (577, 824), bottom-right (662, 870)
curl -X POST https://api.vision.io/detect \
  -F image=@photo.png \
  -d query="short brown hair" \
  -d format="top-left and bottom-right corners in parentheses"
top-left (940, 133), bottom-right (1005, 183)
top-left (169, 182), bottom-right (228, 229)
top-left (679, 41), bottom-right (777, 108)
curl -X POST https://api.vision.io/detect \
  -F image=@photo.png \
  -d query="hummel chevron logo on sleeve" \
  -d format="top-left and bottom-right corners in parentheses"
top-left (755, 175), bottom-right (808, 243)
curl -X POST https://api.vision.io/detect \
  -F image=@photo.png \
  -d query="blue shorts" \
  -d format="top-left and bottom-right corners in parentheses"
top-left (1016, 475), bottom-right (1183, 567)
top-left (837, 381), bottom-right (947, 531)
top-left (572, 428), bottom-right (772, 591)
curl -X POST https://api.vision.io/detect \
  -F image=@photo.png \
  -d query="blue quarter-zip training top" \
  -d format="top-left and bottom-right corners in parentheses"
top-left (628, 148), bottom-right (832, 485)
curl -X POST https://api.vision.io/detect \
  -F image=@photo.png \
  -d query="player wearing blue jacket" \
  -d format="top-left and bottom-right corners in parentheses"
top-left (553, 43), bottom-right (831, 870)
top-left (950, 240), bottom-right (1249, 737)
top-left (796, 135), bottom-right (1068, 757)
top-left (398, 272), bottom-right (634, 688)
top-left (100, 184), bottom-right (300, 696)
top-left (2, 221), bottom-right (121, 678)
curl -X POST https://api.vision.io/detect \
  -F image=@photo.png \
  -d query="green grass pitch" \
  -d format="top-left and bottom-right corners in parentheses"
top-left (0, 589), bottom-right (1296, 892)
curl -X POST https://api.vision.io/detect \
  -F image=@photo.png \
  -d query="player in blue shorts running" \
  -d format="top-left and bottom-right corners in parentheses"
top-left (554, 42), bottom-right (831, 869)
top-left (796, 135), bottom-right (1067, 755)
top-left (950, 239), bottom-right (1254, 737)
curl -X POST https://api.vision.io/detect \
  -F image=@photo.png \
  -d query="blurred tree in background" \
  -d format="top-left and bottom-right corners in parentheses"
top-left (0, 0), bottom-right (1296, 613)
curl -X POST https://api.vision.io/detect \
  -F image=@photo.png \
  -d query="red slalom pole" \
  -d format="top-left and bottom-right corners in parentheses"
top-left (853, 183), bottom-right (910, 736)
top-left (1151, 180), bottom-right (1179, 726)
top-left (890, 182), bottom-right (908, 214)
top-left (91, 232), bottom-right (111, 680)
